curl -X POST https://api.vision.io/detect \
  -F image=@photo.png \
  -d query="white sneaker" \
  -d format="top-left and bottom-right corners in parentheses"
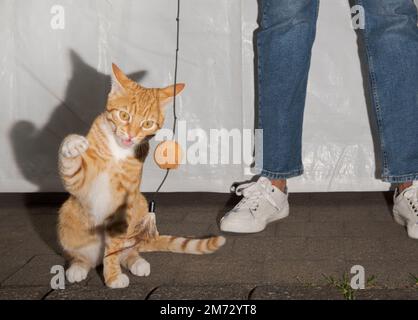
top-left (220, 177), bottom-right (289, 233)
top-left (393, 181), bottom-right (418, 239)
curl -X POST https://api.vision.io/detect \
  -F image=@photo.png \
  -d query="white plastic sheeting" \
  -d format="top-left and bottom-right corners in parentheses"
top-left (1, 0), bottom-right (416, 193)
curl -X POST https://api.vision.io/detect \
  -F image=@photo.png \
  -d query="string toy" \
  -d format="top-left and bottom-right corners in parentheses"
top-left (149, 0), bottom-right (182, 214)
top-left (105, 0), bottom-right (182, 258)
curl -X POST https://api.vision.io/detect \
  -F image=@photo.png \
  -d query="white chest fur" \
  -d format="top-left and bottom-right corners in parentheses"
top-left (87, 172), bottom-right (113, 225)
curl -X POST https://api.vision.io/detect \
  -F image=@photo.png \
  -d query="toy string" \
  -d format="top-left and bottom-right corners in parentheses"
top-left (106, 2), bottom-right (182, 258)
top-left (105, 0), bottom-right (180, 257)
top-left (153, 0), bottom-right (181, 197)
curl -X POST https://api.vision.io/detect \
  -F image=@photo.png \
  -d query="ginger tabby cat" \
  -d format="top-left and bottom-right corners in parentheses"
top-left (58, 64), bottom-right (225, 288)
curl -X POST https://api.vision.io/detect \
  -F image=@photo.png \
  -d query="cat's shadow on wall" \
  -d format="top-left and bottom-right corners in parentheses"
top-left (9, 50), bottom-right (146, 253)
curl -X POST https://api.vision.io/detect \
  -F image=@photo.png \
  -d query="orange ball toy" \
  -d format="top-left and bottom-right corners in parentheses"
top-left (153, 140), bottom-right (183, 170)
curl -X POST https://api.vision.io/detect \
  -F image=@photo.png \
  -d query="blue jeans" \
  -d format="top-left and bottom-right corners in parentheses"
top-left (256, 0), bottom-right (418, 183)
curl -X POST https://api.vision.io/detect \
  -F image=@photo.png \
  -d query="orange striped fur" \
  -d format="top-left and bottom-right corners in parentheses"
top-left (138, 235), bottom-right (226, 255)
top-left (57, 64), bottom-right (225, 289)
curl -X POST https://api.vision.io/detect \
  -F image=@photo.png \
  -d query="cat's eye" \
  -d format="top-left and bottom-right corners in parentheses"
top-left (118, 110), bottom-right (131, 122)
top-left (140, 119), bottom-right (156, 131)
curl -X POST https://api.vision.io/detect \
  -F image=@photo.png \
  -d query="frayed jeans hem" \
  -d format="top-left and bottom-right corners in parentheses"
top-left (258, 168), bottom-right (304, 180)
top-left (381, 173), bottom-right (418, 184)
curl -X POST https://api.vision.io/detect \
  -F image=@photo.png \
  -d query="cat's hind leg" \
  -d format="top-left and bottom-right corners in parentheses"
top-left (121, 249), bottom-right (151, 277)
top-left (66, 261), bottom-right (90, 283)
top-left (103, 237), bottom-right (131, 288)
top-left (116, 193), bottom-right (152, 278)
top-left (58, 198), bottom-right (102, 284)
top-left (66, 241), bottom-right (103, 283)
top-left (103, 193), bottom-right (154, 287)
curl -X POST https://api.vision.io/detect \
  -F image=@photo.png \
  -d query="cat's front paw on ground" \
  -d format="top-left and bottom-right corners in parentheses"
top-left (130, 258), bottom-right (151, 277)
top-left (60, 134), bottom-right (89, 158)
top-left (66, 264), bottom-right (89, 283)
top-left (107, 274), bottom-right (130, 289)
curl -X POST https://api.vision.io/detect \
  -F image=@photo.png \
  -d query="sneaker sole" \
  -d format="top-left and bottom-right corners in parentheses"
top-left (393, 209), bottom-right (406, 226)
top-left (221, 205), bottom-right (290, 234)
top-left (267, 204), bottom-right (290, 224)
top-left (393, 209), bottom-right (418, 240)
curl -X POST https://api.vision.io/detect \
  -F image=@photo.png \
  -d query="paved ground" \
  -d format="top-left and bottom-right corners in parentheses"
top-left (0, 192), bottom-right (417, 300)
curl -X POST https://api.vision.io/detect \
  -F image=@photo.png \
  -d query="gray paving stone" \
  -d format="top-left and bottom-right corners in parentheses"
top-left (264, 238), bottom-right (308, 261)
top-left (306, 237), bottom-right (346, 260)
top-left (380, 238), bottom-right (418, 262)
top-left (1, 191), bottom-right (417, 299)
top-left (276, 221), bottom-right (344, 238)
top-left (2, 255), bottom-right (65, 287)
top-left (338, 204), bottom-right (392, 221)
top-left (250, 285), bottom-right (418, 300)
top-left (355, 289), bottom-right (418, 300)
top-left (306, 194), bottom-right (393, 223)
top-left (148, 285), bottom-right (254, 300)
top-left (230, 237), bottom-right (274, 262)
top-left (305, 205), bottom-right (340, 222)
top-left (183, 209), bottom-right (225, 224)
top-left (154, 206), bottom-right (189, 224)
top-left (250, 285), bottom-right (344, 300)
top-left (0, 253), bottom-right (31, 284)
top-left (157, 222), bottom-right (213, 238)
top-left (262, 259), bottom-right (346, 285)
top-left (343, 238), bottom-right (388, 261)
top-left (173, 259), bottom-right (264, 285)
top-left (46, 284), bottom-right (151, 300)
top-left (0, 286), bottom-right (51, 300)
top-left (281, 204), bottom-right (312, 222)
top-left (10, 235), bottom-right (58, 258)
top-left (343, 221), bottom-right (405, 239)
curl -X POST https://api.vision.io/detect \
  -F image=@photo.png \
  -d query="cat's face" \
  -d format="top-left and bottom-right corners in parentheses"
top-left (105, 64), bottom-right (184, 149)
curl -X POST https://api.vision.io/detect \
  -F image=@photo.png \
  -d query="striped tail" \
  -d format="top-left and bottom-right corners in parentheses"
top-left (137, 235), bottom-right (226, 255)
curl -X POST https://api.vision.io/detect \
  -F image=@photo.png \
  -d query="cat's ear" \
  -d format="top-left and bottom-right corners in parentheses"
top-left (158, 83), bottom-right (185, 107)
top-left (110, 63), bottom-right (131, 96)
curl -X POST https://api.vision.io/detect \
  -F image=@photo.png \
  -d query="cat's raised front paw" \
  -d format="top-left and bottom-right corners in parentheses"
top-left (60, 135), bottom-right (89, 158)
top-left (66, 264), bottom-right (89, 283)
top-left (107, 273), bottom-right (130, 289)
top-left (130, 258), bottom-right (151, 277)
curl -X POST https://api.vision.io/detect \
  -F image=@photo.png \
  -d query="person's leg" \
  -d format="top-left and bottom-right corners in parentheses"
top-left (221, 1), bottom-right (320, 233)
top-left (356, 0), bottom-right (418, 183)
top-left (357, 0), bottom-right (418, 238)
top-left (256, 0), bottom-right (320, 189)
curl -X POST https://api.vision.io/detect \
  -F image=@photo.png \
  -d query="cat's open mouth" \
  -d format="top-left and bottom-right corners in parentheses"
top-left (121, 138), bottom-right (134, 147)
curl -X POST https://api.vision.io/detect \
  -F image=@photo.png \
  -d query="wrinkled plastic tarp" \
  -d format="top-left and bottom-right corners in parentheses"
top-left (2, 0), bottom-right (415, 192)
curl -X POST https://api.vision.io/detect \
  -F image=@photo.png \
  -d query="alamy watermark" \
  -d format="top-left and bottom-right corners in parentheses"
top-left (351, 5), bottom-right (366, 30)
top-left (50, 265), bottom-right (65, 290)
top-left (50, 5), bottom-right (65, 30)
top-left (154, 120), bottom-right (263, 176)
top-left (350, 265), bottom-right (366, 290)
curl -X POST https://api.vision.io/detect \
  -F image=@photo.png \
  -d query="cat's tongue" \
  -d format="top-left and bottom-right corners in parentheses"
top-left (121, 138), bottom-right (134, 147)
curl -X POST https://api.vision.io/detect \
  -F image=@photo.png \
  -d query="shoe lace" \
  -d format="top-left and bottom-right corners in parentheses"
top-left (231, 179), bottom-right (277, 212)
top-left (403, 182), bottom-right (418, 218)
